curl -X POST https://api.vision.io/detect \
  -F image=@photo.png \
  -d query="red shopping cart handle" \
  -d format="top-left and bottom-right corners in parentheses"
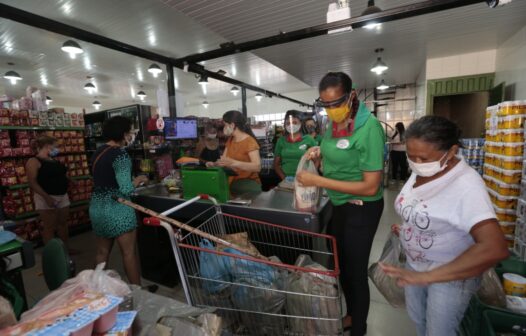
top-left (143, 217), bottom-right (161, 226)
top-left (198, 194), bottom-right (210, 200)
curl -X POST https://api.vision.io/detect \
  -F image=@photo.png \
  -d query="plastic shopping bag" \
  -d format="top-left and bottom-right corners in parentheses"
top-left (294, 155), bottom-right (321, 212)
top-left (477, 268), bottom-right (506, 308)
top-left (368, 233), bottom-right (406, 308)
top-left (21, 262), bottom-right (131, 322)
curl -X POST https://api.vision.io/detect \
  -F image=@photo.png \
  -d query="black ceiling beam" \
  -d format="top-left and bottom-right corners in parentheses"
top-left (0, 3), bottom-right (313, 108)
top-left (176, 0), bottom-right (486, 64)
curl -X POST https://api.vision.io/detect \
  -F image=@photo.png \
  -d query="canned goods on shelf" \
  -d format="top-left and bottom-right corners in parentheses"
top-left (499, 101), bottom-right (525, 116)
top-left (499, 221), bottom-right (516, 235)
top-left (495, 206), bottom-right (517, 222)
top-left (497, 114), bottom-right (526, 130)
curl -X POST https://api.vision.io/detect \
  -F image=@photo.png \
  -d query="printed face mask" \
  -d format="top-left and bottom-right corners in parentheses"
top-left (306, 125), bottom-right (316, 133)
top-left (325, 97), bottom-right (352, 123)
top-left (286, 123), bottom-right (301, 134)
top-left (407, 151), bottom-right (449, 177)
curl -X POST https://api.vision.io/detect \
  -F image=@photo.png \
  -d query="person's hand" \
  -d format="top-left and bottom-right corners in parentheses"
top-left (133, 175), bottom-right (148, 187)
top-left (44, 195), bottom-right (57, 208)
top-left (379, 263), bottom-right (432, 287)
top-left (216, 157), bottom-right (236, 168)
top-left (296, 171), bottom-right (320, 187)
top-left (391, 224), bottom-right (401, 237)
top-left (304, 146), bottom-right (321, 161)
top-left (205, 161), bottom-right (217, 168)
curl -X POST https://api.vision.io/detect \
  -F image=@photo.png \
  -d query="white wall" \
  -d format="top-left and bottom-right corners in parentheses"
top-left (495, 25), bottom-right (526, 100)
top-left (180, 89), bottom-right (318, 119)
top-left (426, 50), bottom-right (497, 80)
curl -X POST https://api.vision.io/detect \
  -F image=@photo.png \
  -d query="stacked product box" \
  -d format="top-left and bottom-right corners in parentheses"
top-left (460, 138), bottom-right (484, 175)
top-left (483, 101), bottom-right (526, 250)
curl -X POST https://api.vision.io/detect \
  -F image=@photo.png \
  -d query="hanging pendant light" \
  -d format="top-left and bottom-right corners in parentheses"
top-left (370, 48), bottom-right (388, 75)
top-left (231, 86), bottom-right (240, 96)
top-left (84, 82), bottom-right (96, 94)
top-left (148, 63), bottom-right (163, 78)
top-left (202, 101), bottom-right (209, 108)
top-left (255, 93), bottom-right (263, 102)
top-left (61, 40), bottom-right (83, 59)
top-left (4, 70), bottom-right (22, 84)
top-left (137, 91), bottom-right (147, 100)
top-left (377, 80), bottom-right (389, 90)
top-left (198, 74), bottom-right (208, 86)
top-left (92, 101), bottom-right (101, 110)
top-left (46, 96), bottom-right (53, 105)
top-left (362, 0), bottom-right (383, 30)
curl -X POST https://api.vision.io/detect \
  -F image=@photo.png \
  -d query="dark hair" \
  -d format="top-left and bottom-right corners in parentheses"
top-left (318, 71), bottom-right (359, 119)
top-left (319, 72), bottom-right (353, 94)
top-left (102, 116), bottom-right (132, 142)
top-left (304, 117), bottom-right (318, 133)
top-left (284, 110), bottom-right (301, 122)
top-left (32, 135), bottom-right (56, 152)
top-left (222, 110), bottom-right (256, 139)
top-left (405, 116), bottom-right (462, 151)
top-left (392, 122), bottom-right (405, 140)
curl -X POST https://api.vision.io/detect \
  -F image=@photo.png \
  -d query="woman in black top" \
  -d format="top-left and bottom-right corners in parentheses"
top-left (26, 136), bottom-right (71, 246)
top-left (198, 124), bottom-right (221, 163)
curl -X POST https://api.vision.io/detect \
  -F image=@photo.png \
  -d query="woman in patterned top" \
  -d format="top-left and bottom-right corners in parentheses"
top-left (89, 116), bottom-right (147, 285)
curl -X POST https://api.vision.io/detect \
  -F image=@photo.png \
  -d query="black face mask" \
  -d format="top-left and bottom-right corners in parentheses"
top-left (306, 125), bottom-right (316, 133)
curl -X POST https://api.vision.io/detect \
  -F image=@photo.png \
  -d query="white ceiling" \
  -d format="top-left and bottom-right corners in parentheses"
top-left (171, 0), bottom-right (526, 88)
top-left (1, 0), bottom-right (526, 111)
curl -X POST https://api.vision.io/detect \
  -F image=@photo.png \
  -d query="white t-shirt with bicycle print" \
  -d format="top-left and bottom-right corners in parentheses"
top-left (395, 159), bottom-right (496, 272)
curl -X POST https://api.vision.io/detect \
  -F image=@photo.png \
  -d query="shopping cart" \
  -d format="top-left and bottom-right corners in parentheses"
top-left (119, 195), bottom-right (343, 335)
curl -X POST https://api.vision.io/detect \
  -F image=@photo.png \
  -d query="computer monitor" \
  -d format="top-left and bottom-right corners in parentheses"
top-left (164, 118), bottom-right (198, 140)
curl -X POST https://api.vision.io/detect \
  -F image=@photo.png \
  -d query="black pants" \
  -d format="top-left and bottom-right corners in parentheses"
top-left (390, 150), bottom-right (408, 180)
top-left (327, 199), bottom-right (384, 336)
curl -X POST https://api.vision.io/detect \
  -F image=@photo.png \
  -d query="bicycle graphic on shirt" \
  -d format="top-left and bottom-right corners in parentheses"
top-left (399, 202), bottom-right (436, 250)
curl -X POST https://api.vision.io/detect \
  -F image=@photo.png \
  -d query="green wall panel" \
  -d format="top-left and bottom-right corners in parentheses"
top-left (426, 73), bottom-right (495, 114)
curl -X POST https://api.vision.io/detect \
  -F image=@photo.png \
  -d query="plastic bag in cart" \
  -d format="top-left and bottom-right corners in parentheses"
top-left (286, 254), bottom-right (341, 335)
top-left (294, 155), bottom-right (321, 213)
top-left (368, 233), bottom-right (406, 308)
top-left (226, 249), bottom-right (286, 336)
top-left (21, 262), bottom-right (130, 322)
top-left (477, 268), bottom-right (506, 308)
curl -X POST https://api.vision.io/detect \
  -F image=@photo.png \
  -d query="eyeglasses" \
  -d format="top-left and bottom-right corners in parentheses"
top-left (315, 94), bottom-right (349, 108)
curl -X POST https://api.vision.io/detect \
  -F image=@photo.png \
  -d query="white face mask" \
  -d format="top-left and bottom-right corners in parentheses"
top-left (223, 124), bottom-right (234, 136)
top-left (286, 123), bottom-right (301, 135)
top-left (125, 133), bottom-right (136, 147)
top-left (407, 151), bottom-right (449, 177)
top-left (207, 133), bottom-right (217, 139)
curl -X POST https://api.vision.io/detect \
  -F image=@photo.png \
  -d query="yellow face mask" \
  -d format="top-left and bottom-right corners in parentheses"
top-left (326, 104), bottom-right (351, 123)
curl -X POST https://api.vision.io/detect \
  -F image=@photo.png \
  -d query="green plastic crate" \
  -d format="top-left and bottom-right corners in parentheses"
top-left (460, 257), bottom-right (526, 336)
top-left (482, 309), bottom-right (526, 336)
top-left (181, 166), bottom-right (229, 203)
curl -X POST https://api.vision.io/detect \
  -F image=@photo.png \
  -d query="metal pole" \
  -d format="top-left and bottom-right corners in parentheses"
top-left (165, 63), bottom-right (177, 118)
top-left (241, 87), bottom-right (248, 118)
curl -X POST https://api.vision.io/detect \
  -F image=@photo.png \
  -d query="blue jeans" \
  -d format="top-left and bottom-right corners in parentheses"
top-left (405, 265), bottom-right (481, 336)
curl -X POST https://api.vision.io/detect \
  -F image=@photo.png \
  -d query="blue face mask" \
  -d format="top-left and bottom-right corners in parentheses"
top-left (49, 147), bottom-right (60, 157)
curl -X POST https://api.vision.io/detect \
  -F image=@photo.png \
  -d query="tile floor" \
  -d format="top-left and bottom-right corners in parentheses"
top-left (20, 184), bottom-right (416, 336)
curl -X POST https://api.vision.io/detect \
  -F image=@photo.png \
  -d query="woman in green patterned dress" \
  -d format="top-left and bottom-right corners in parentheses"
top-left (89, 116), bottom-right (147, 285)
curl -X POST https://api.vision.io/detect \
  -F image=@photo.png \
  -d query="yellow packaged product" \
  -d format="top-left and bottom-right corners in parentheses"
top-left (502, 142), bottom-right (524, 156)
top-left (500, 169), bottom-right (522, 184)
top-left (483, 165), bottom-right (496, 178)
top-left (499, 101), bottom-right (522, 116)
top-left (485, 131), bottom-right (498, 142)
top-left (496, 181), bottom-right (520, 197)
top-left (498, 155), bottom-right (524, 170)
top-left (500, 222), bottom-right (516, 235)
top-left (499, 129), bottom-right (525, 143)
top-left (488, 189), bottom-right (518, 209)
top-left (495, 207), bottom-right (517, 222)
top-left (483, 153), bottom-right (496, 167)
top-left (498, 115), bottom-right (526, 130)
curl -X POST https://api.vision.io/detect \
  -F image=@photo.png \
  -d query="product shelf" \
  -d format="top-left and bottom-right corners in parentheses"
top-left (0, 126), bottom-right (85, 131)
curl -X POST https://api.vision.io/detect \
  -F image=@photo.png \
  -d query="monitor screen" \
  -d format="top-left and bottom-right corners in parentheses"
top-left (164, 118), bottom-right (198, 140)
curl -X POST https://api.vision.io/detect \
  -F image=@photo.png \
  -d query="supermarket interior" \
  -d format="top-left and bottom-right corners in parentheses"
top-left (1, 0), bottom-right (526, 335)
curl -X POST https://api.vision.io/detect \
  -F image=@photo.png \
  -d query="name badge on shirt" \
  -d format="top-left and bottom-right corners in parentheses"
top-left (336, 139), bottom-right (350, 149)
top-left (299, 144), bottom-right (307, 150)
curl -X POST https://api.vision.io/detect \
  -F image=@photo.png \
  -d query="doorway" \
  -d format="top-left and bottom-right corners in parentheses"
top-left (433, 92), bottom-right (489, 138)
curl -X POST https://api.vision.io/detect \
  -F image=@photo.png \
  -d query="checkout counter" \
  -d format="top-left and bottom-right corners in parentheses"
top-left (133, 183), bottom-right (332, 287)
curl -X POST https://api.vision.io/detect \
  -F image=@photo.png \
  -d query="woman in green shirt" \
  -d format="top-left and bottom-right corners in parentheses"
top-left (297, 72), bottom-right (385, 336)
top-left (304, 117), bottom-right (323, 145)
top-left (273, 110), bottom-right (317, 180)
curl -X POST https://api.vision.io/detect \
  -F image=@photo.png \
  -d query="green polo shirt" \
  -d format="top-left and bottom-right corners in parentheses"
top-left (274, 135), bottom-right (318, 176)
top-left (321, 103), bottom-right (385, 205)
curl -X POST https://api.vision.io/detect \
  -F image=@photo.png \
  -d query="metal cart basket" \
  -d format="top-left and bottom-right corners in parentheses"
top-left (143, 195), bottom-right (343, 335)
